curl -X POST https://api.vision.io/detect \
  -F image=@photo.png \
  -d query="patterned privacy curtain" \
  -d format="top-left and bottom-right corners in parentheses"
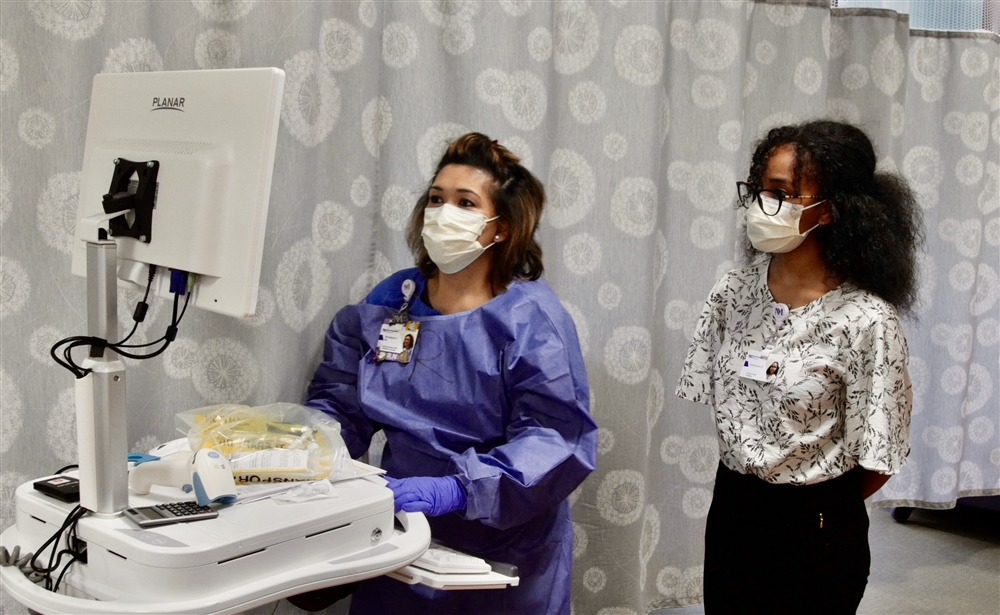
top-left (0, 1), bottom-right (997, 614)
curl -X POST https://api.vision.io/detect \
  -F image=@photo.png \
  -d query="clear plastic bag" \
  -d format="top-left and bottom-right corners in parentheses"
top-left (176, 403), bottom-right (356, 484)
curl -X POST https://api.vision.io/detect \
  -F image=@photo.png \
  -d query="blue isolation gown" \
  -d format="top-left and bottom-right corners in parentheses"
top-left (305, 268), bottom-right (597, 615)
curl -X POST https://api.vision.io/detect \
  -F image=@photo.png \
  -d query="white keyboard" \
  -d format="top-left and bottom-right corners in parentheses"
top-left (411, 543), bottom-right (492, 574)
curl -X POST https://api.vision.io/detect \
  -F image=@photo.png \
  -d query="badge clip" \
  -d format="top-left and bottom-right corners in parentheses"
top-left (376, 280), bottom-right (420, 363)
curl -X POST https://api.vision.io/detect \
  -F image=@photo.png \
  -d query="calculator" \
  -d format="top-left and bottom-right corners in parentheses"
top-left (123, 501), bottom-right (219, 528)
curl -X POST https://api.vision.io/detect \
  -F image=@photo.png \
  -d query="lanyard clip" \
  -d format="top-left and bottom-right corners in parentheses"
top-left (390, 279), bottom-right (417, 325)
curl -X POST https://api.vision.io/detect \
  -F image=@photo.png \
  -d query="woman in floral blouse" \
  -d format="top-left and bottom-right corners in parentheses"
top-left (676, 120), bottom-right (923, 615)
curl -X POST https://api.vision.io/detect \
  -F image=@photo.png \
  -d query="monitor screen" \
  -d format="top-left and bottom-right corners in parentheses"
top-left (71, 67), bottom-right (285, 319)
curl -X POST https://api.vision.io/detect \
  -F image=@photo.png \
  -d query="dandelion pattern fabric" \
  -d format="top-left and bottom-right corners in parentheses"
top-left (0, 2), bottom-right (996, 612)
top-left (677, 259), bottom-right (913, 485)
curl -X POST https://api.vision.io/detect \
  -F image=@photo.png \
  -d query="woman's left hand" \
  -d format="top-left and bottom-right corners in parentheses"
top-left (385, 475), bottom-right (467, 516)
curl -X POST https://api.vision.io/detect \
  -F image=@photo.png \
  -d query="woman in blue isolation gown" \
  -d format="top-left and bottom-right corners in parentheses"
top-left (301, 133), bottom-right (597, 615)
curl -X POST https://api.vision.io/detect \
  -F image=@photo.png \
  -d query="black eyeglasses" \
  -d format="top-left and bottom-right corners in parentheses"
top-left (736, 182), bottom-right (824, 216)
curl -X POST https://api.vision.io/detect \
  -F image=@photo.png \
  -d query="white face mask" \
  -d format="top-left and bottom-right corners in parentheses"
top-left (421, 204), bottom-right (499, 274)
top-left (746, 195), bottom-right (826, 253)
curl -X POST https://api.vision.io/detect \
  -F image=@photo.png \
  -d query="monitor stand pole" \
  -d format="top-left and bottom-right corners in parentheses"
top-left (75, 238), bottom-right (129, 516)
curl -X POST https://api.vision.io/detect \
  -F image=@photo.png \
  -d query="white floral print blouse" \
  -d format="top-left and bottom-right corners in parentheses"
top-left (676, 259), bottom-right (912, 485)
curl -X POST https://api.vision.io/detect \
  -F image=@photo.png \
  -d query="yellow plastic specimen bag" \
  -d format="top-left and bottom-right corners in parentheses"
top-left (176, 403), bottom-right (356, 484)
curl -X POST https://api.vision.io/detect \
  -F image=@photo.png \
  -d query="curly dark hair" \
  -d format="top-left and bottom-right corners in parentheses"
top-left (741, 120), bottom-right (924, 313)
top-left (407, 132), bottom-right (545, 292)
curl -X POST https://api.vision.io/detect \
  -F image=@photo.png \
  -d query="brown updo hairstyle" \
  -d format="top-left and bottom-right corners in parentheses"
top-left (406, 132), bottom-right (545, 293)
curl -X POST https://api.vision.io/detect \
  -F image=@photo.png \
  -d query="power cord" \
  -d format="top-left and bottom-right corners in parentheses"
top-left (50, 267), bottom-right (193, 379)
top-left (28, 505), bottom-right (88, 591)
top-left (51, 509), bottom-right (87, 593)
top-left (0, 504), bottom-right (89, 591)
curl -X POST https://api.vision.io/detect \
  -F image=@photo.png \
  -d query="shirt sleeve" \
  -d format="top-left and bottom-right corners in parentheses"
top-left (304, 304), bottom-right (379, 459)
top-left (841, 304), bottom-right (912, 475)
top-left (304, 270), bottom-right (426, 458)
top-left (675, 272), bottom-right (732, 406)
top-left (452, 302), bottom-right (598, 531)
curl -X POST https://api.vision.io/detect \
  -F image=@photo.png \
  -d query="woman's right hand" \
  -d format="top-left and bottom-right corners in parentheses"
top-left (385, 475), bottom-right (467, 516)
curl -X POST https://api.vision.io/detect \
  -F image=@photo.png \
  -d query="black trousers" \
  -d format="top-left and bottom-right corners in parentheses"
top-left (703, 463), bottom-right (871, 615)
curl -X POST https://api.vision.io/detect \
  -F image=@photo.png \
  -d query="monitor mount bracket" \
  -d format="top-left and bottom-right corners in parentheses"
top-left (102, 158), bottom-right (159, 243)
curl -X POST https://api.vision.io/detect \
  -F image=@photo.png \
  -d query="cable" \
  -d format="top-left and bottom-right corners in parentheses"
top-left (116, 264), bottom-right (157, 346)
top-left (49, 267), bottom-right (193, 378)
top-left (27, 505), bottom-right (88, 591)
top-left (51, 514), bottom-right (87, 593)
top-left (30, 506), bottom-right (83, 574)
top-left (52, 550), bottom-right (83, 592)
top-left (49, 265), bottom-right (157, 377)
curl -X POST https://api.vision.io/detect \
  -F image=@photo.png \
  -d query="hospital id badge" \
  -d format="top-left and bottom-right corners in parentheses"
top-left (739, 350), bottom-right (783, 382)
top-left (375, 320), bottom-right (419, 364)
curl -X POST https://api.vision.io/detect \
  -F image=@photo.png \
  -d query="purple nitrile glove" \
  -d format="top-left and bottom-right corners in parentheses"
top-left (385, 475), bottom-right (467, 517)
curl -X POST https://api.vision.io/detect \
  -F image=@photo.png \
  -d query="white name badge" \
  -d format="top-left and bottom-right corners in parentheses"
top-left (740, 350), bottom-right (784, 382)
top-left (376, 321), bottom-right (420, 364)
